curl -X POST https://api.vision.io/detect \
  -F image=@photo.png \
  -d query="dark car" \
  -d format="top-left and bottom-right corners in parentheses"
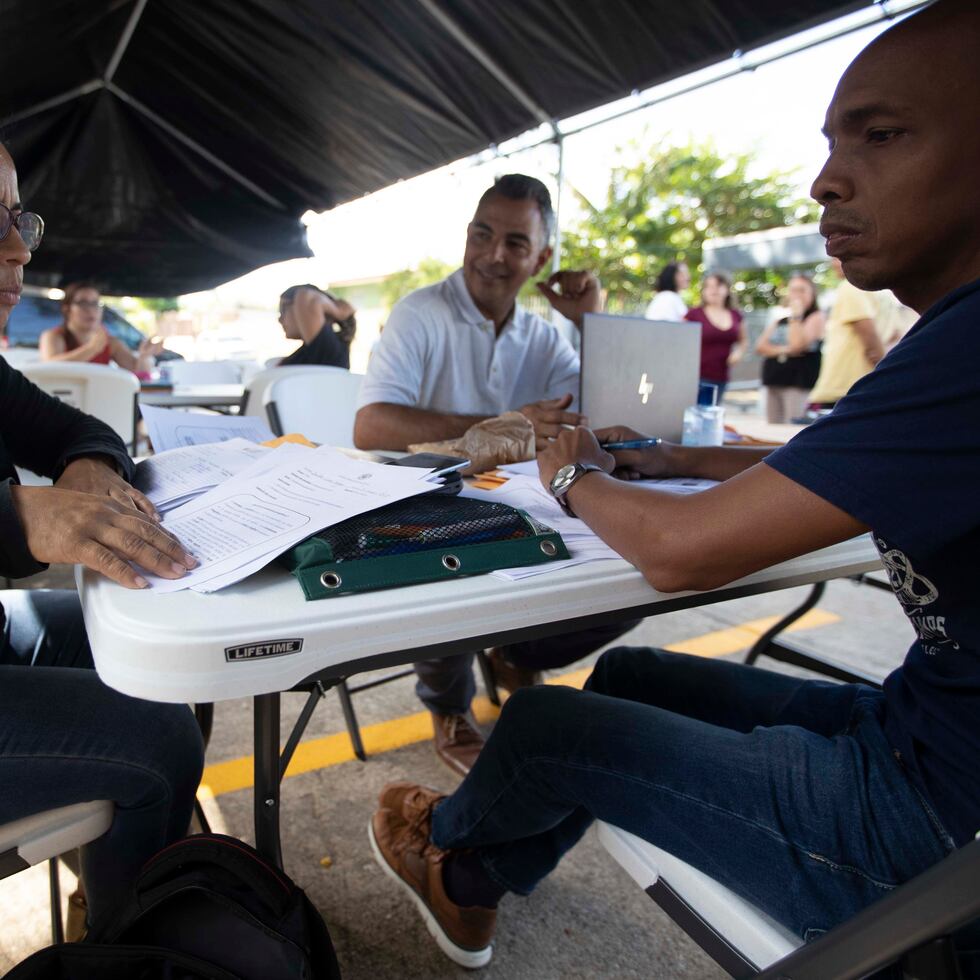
top-left (4, 294), bottom-right (182, 360)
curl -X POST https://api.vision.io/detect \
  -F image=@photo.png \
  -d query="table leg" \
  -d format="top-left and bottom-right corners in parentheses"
top-left (253, 692), bottom-right (283, 868)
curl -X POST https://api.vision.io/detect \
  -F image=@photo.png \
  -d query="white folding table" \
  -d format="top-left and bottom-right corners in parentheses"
top-left (138, 383), bottom-right (245, 412)
top-left (78, 536), bottom-right (881, 866)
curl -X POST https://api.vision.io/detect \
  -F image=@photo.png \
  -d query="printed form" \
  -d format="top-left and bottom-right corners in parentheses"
top-left (140, 403), bottom-right (275, 452)
top-left (133, 438), bottom-right (282, 511)
top-left (143, 447), bottom-right (436, 593)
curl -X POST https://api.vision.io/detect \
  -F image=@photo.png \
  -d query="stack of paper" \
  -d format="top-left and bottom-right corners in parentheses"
top-left (140, 403), bottom-right (275, 452)
top-left (461, 475), bottom-right (620, 580)
top-left (142, 446), bottom-right (442, 594)
top-left (498, 458), bottom-right (718, 494)
top-left (461, 472), bottom-right (718, 580)
top-left (133, 438), bottom-right (281, 512)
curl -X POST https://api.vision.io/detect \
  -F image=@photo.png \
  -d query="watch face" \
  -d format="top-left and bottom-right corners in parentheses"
top-left (551, 463), bottom-right (578, 494)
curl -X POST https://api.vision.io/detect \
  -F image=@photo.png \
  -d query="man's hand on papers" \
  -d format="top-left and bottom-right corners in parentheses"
top-left (537, 426), bottom-right (615, 488)
top-left (519, 394), bottom-right (587, 449)
top-left (11, 485), bottom-right (197, 589)
top-left (535, 269), bottom-right (601, 328)
top-left (593, 426), bottom-right (678, 481)
top-left (56, 456), bottom-right (160, 520)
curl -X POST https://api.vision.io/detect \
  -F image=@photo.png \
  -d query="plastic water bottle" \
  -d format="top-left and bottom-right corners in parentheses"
top-left (681, 383), bottom-right (725, 447)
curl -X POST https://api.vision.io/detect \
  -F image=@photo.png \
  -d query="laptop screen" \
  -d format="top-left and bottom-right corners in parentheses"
top-left (579, 314), bottom-right (700, 442)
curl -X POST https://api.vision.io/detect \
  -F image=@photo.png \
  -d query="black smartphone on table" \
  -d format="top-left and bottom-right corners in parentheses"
top-left (383, 453), bottom-right (470, 477)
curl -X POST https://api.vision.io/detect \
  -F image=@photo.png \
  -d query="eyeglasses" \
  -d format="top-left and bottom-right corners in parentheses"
top-left (71, 299), bottom-right (104, 311)
top-left (0, 201), bottom-right (44, 252)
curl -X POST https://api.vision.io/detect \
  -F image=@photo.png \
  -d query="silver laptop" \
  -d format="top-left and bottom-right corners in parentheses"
top-left (580, 314), bottom-right (701, 442)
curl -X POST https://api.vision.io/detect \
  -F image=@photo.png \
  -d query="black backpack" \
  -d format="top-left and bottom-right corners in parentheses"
top-left (8, 834), bottom-right (341, 980)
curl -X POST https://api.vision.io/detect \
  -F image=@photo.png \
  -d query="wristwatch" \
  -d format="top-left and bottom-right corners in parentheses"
top-left (549, 462), bottom-right (604, 516)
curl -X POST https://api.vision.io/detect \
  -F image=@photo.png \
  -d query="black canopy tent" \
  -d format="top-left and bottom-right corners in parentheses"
top-left (1, 0), bottom-right (872, 297)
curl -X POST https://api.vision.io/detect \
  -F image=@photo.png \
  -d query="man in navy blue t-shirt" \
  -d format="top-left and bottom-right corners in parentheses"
top-left (364, 2), bottom-right (980, 970)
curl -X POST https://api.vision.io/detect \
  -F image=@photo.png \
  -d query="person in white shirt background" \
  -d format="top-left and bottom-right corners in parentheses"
top-left (354, 174), bottom-right (638, 778)
top-left (644, 261), bottom-right (691, 321)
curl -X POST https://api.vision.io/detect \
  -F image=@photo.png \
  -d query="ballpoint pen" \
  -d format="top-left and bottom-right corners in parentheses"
top-left (599, 437), bottom-right (662, 450)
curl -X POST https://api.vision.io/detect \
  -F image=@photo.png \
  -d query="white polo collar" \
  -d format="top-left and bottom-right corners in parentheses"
top-left (447, 268), bottom-right (524, 335)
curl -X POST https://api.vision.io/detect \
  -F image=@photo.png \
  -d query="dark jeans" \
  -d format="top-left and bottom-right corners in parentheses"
top-left (414, 619), bottom-right (640, 716)
top-left (0, 589), bottom-right (204, 928)
top-left (430, 647), bottom-right (956, 943)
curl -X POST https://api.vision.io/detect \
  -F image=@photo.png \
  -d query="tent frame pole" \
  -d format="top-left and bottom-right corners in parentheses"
top-left (104, 0), bottom-right (150, 84)
top-left (105, 83), bottom-right (286, 210)
top-left (551, 133), bottom-right (565, 275)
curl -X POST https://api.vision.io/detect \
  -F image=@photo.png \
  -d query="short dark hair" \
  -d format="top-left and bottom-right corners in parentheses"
top-left (279, 283), bottom-right (324, 305)
top-left (478, 174), bottom-right (555, 244)
top-left (655, 262), bottom-right (685, 293)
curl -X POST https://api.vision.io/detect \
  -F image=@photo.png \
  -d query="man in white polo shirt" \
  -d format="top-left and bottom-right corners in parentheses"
top-left (355, 175), bottom-right (596, 451)
top-left (354, 174), bottom-right (635, 775)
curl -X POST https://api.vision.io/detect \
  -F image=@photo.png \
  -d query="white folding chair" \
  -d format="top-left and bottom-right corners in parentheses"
top-left (21, 362), bottom-right (139, 451)
top-left (595, 822), bottom-right (798, 977)
top-left (165, 360), bottom-right (242, 385)
top-left (596, 821), bottom-right (980, 979)
top-left (0, 801), bottom-right (113, 943)
top-left (263, 368), bottom-right (364, 448)
top-left (239, 365), bottom-right (335, 420)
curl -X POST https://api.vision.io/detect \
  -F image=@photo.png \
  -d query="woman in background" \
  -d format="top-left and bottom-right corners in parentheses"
top-left (644, 261), bottom-right (690, 321)
top-left (684, 272), bottom-right (746, 399)
top-left (277, 283), bottom-right (356, 368)
top-left (755, 274), bottom-right (825, 423)
top-left (40, 282), bottom-right (162, 373)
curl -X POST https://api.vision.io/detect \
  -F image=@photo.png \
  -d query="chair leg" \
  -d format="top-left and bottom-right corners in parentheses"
top-left (336, 680), bottom-right (367, 761)
top-left (49, 858), bottom-right (64, 945)
top-left (476, 649), bottom-right (501, 707)
top-left (744, 581), bottom-right (825, 666)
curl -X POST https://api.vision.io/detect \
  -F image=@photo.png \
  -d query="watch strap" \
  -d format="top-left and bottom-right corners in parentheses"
top-left (553, 463), bottom-right (604, 517)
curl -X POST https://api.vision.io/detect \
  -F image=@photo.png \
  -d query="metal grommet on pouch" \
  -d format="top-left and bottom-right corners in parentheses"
top-left (320, 571), bottom-right (342, 589)
top-left (539, 540), bottom-right (557, 557)
top-left (441, 554), bottom-right (461, 571)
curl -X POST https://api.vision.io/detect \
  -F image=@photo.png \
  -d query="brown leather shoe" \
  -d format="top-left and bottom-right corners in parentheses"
top-left (379, 781), bottom-right (446, 824)
top-left (487, 647), bottom-right (542, 694)
top-left (65, 885), bottom-right (88, 943)
top-left (431, 712), bottom-right (484, 776)
top-left (369, 792), bottom-right (495, 968)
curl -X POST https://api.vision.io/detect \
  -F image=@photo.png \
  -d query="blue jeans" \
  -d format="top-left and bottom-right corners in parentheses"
top-left (431, 647), bottom-right (955, 942)
top-left (414, 619), bottom-right (641, 715)
top-left (0, 590), bottom-right (204, 928)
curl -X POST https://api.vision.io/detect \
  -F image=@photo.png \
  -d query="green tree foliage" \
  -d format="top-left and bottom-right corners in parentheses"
top-left (561, 138), bottom-right (819, 311)
top-left (381, 257), bottom-right (456, 311)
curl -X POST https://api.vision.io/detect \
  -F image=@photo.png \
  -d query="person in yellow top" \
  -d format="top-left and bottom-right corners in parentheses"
top-left (808, 257), bottom-right (885, 406)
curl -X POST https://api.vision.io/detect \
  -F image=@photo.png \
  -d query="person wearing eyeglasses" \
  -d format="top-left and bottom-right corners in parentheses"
top-left (39, 281), bottom-right (164, 373)
top-left (0, 143), bottom-right (203, 936)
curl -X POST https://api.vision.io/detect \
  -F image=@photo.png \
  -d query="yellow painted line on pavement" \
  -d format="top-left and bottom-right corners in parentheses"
top-left (198, 607), bottom-right (839, 799)
top-left (665, 608), bottom-right (839, 659)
